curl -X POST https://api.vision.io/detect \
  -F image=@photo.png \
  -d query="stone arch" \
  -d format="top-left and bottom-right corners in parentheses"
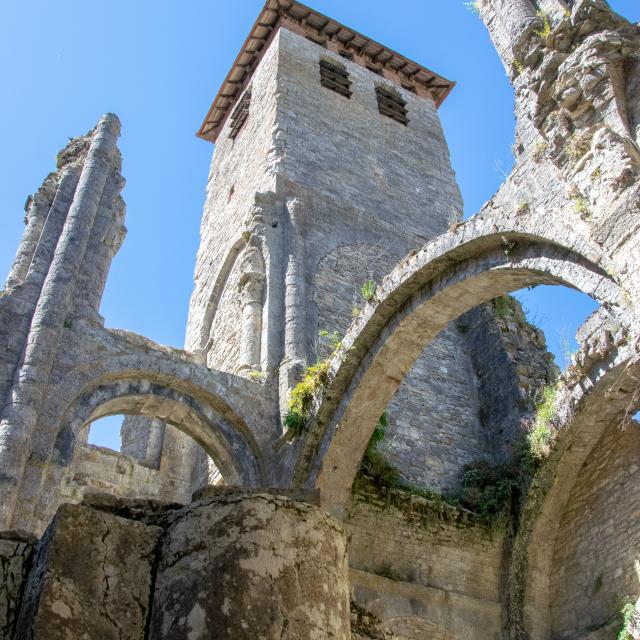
top-left (289, 213), bottom-right (632, 516)
top-left (506, 339), bottom-right (640, 639)
top-left (53, 376), bottom-right (260, 486)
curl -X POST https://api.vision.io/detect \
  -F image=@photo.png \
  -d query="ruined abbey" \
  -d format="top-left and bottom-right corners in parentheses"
top-left (0, 0), bottom-right (639, 637)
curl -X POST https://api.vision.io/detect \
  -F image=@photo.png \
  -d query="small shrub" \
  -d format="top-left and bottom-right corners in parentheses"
top-left (361, 280), bottom-right (377, 303)
top-left (571, 195), bottom-right (590, 218)
top-left (512, 59), bottom-right (524, 76)
top-left (517, 200), bottom-right (530, 215)
top-left (566, 130), bottom-right (593, 162)
top-left (284, 360), bottom-right (330, 435)
top-left (451, 460), bottom-right (519, 526)
top-left (532, 140), bottom-right (548, 162)
top-left (359, 412), bottom-right (402, 489)
top-left (491, 295), bottom-right (516, 320)
top-left (534, 11), bottom-right (552, 39)
top-left (318, 329), bottom-right (343, 352)
top-left (449, 218), bottom-right (463, 233)
top-left (247, 370), bottom-right (266, 382)
top-left (527, 384), bottom-right (559, 460)
top-left (352, 306), bottom-right (361, 319)
top-left (591, 167), bottom-right (602, 180)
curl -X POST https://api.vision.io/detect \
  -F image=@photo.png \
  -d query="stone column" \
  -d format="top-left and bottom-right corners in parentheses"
top-left (479, 0), bottom-right (538, 72)
top-left (237, 247), bottom-right (265, 376)
top-left (149, 489), bottom-right (351, 640)
top-left (0, 114), bottom-right (121, 530)
top-left (280, 197), bottom-right (309, 415)
top-left (5, 189), bottom-right (52, 289)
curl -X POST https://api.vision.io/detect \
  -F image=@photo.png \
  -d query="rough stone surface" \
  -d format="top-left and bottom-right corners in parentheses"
top-left (1, 1), bottom-right (639, 639)
top-left (149, 491), bottom-right (350, 639)
top-left (0, 533), bottom-right (35, 640)
top-left (15, 503), bottom-right (161, 640)
top-left (346, 481), bottom-right (505, 639)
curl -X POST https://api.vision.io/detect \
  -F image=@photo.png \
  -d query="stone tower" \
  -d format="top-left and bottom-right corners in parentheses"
top-left (186, 0), bottom-right (502, 492)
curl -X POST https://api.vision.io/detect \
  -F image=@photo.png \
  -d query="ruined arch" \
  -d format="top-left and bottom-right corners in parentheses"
top-left (290, 213), bottom-right (632, 516)
top-left (53, 376), bottom-right (260, 486)
top-left (506, 340), bottom-right (640, 639)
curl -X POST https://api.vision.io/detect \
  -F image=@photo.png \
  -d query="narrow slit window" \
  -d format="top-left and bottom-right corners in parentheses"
top-left (375, 86), bottom-right (409, 125)
top-left (228, 89), bottom-right (251, 139)
top-left (319, 59), bottom-right (352, 98)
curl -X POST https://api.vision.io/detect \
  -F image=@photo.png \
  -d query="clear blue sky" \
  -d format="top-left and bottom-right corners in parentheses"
top-left (2, 1), bottom-right (638, 447)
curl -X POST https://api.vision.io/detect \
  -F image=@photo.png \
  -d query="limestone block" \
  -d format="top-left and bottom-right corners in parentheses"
top-left (149, 490), bottom-right (351, 639)
top-left (15, 503), bottom-right (161, 640)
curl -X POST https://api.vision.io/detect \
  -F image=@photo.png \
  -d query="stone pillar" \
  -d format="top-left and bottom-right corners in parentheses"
top-left (478, 0), bottom-right (538, 72)
top-left (0, 114), bottom-right (121, 530)
top-left (280, 197), bottom-right (308, 414)
top-left (5, 189), bottom-right (52, 290)
top-left (237, 246), bottom-right (265, 376)
top-left (149, 489), bottom-right (351, 640)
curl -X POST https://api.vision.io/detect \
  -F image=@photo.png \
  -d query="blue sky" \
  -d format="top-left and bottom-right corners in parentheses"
top-left (2, 1), bottom-right (638, 448)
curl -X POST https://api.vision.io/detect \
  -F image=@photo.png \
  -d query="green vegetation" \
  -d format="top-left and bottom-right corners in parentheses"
top-left (360, 280), bottom-right (377, 303)
top-left (517, 200), bottom-right (530, 215)
top-left (616, 596), bottom-right (636, 640)
top-left (527, 383), bottom-right (560, 461)
top-left (491, 295), bottom-right (517, 320)
top-left (318, 329), bottom-right (343, 352)
top-left (534, 10), bottom-right (552, 39)
top-left (566, 130), bottom-right (593, 162)
top-left (356, 378), bottom-right (566, 527)
top-left (571, 194), bottom-right (590, 218)
top-left (283, 360), bottom-right (330, 435)
top-left (359, 413), bottom-right (402, 488)
top-left (284, 330), bottom-right (346, 435)
top-left (247, 370), bottom-right (266, 382)
top-left (532, 139), bottom-right (548, 162)
top-left (512, 59), bottom-right (524, 76)
top-left (451, 459), bottom-right (520, 526)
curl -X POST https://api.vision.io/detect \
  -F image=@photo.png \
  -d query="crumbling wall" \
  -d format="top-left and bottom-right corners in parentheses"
top-left (345, 481), bottom-right (505, 639)
top-left (460, 297), bottom-right (558, 462)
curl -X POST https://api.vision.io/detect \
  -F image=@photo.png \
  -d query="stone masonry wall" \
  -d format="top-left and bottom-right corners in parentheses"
top-left (275, 29), bottom-right (489, 492)
top-left (550, 418), bottom-right (640, 639)
top-left (184, 31), bottom-right (280, 355)
top-left (345, 481), bottom-right (506, 639)
top-left (460, 297), bottom-right (559, 462)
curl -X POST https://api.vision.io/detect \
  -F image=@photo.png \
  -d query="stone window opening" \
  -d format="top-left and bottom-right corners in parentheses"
top-left (375, 85), bottom-right (409, 125)
top-left (228, 89), bottom-right (251, 139)
top-left (319, 59), bottom-right (352, 98)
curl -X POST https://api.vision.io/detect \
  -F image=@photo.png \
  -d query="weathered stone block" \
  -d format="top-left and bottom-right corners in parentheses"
top-left (15, 503), bottom-right (161, 640)
top-left (149, 490), bottom-right (350, 639)
top-left (0, 532), bottom-right (35, 640)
